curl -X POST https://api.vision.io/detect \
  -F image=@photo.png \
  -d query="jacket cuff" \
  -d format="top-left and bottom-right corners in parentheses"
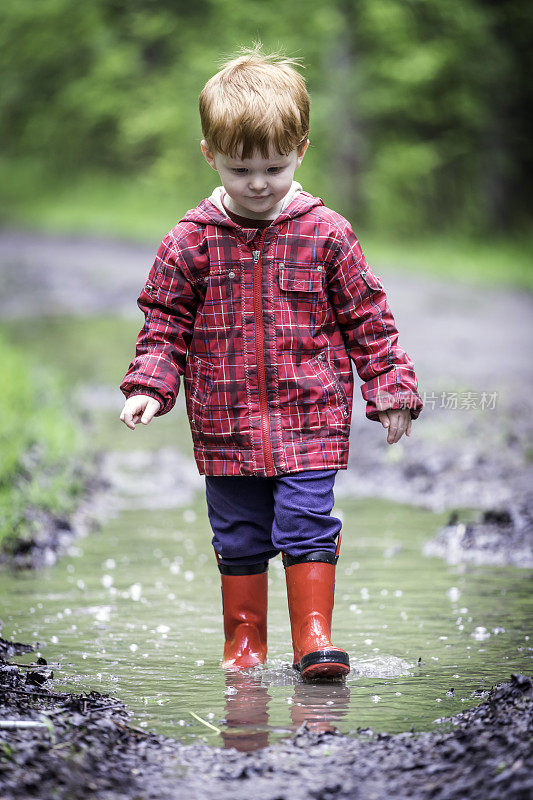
top-left (366, 391), bottom-right (424, 422)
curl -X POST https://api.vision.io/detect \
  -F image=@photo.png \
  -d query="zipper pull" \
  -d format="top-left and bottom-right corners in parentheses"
top-left (252, 250), bottom-right (260, 263)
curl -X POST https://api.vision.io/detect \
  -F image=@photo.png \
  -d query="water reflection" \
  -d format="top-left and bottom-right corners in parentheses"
top-left (221, 671), bottom-right (351, 751)
top-left (222, 672), bottom-right (271, 751)
top-left (290, 681), bottom-right (350, 733)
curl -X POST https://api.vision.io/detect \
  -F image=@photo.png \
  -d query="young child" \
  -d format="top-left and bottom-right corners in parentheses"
top-left (119, 47), bottom-right (423, 681)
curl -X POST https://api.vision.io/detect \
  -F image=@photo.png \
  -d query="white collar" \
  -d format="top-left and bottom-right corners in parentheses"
top-left (208, 181), bottom-right (303, 220)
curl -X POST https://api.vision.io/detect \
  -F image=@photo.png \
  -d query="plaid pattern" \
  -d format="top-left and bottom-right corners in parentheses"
top-left (120, 191), bottom-right (423, 477)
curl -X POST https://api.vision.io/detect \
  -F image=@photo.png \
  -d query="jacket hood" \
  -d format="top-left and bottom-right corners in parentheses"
top-left (180, 181), bottom-right (323, 228)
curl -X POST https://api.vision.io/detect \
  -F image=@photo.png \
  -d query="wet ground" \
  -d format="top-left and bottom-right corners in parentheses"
top-left (0, 229), bottom-right (532, 795)
top-left (1, 483), bottom-right (531, 744)
top-left (1, 643), bottom-right (531, 799)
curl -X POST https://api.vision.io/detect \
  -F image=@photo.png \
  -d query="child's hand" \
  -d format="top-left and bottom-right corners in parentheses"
top-left (120, 395), bottom-right (161, 430)
top-left (377, 408), bottom-right (412, 444)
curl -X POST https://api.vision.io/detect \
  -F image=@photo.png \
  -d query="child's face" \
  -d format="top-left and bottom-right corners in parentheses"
top-left (201, 140), bottom-right (308, 219)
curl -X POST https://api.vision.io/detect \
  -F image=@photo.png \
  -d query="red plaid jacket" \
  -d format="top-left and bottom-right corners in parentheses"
top-left (120, 190), bottom-right (423, 476)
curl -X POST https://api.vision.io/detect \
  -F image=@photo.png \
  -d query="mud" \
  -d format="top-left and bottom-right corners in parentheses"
top-left (424, 498), bottom-right (533, 568)
top-left (0, 638), bottom-right (531, 800)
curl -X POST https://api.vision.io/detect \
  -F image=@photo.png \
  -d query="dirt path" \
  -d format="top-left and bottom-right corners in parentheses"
top-left (0, 230), bottom-right (532, 796)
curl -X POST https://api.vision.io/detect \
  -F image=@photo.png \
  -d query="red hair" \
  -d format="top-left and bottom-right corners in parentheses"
top-left (199, 44), bottom-right (310, 158)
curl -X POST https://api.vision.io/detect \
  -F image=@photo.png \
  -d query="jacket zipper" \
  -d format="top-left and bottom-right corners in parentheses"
top-left (252, 231), bottom-right (275, 476)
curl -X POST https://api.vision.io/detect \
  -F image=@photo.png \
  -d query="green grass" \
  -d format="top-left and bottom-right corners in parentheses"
top-left (0, 315), bottom-right (194, 456)
top-left (0, 333), bottom-right (89, 549)
top-left (363, 234), bottom-right (533, 293)
top-left (1, 156), bottom-right (532, 291)
top-left (0, 156), bottom-right (195, 242)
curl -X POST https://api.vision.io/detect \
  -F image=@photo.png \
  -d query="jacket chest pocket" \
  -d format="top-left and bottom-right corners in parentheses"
top-left (203, 267), bottom-right (241, 330)
top-left (277, 263), bottom-right (326, 330)
top-left (278, 263), bottom-right (325, 293)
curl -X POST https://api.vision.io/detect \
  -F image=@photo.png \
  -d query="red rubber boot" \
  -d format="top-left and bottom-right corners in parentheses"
top-left (219, 562), bottom-right (268, 670)
top-left (284, 554), bottom-right (350, 680)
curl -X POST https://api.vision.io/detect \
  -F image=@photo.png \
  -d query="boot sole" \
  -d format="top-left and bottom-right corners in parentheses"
top-left (297, 649), bottom-right (350, 680)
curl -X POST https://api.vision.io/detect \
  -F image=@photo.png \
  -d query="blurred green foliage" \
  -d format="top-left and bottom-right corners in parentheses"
top-left (0, 0), bottom-right (531, 235)
top-left (0, 333), bottom-right (87, 546)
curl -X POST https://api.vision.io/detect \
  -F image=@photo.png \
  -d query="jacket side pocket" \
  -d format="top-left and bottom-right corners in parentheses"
top-left (320, 358), bottom-right (350, 417)
top-left (185, 356), bottom-right (214, 435)
top-left (309, 355), bottom-right (350, 435)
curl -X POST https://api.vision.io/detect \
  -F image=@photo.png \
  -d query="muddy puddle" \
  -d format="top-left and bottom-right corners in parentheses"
top-left (1, 487), bottom-right (531, 750)
top-left (0, 314), bottom-right (531, 752)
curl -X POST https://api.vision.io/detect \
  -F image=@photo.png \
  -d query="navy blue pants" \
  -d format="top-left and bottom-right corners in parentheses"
top-left (205, 470), bottom-right (341, 567)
